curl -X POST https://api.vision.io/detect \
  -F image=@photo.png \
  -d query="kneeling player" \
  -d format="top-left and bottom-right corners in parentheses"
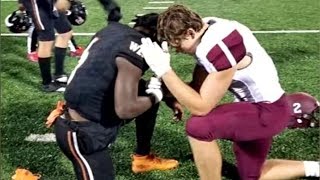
top-left (47, 13), bottom-right (180, 180)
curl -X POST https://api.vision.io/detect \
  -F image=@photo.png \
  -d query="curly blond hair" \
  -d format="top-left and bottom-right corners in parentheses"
top-left (157, 4), bottom-right (203, 47)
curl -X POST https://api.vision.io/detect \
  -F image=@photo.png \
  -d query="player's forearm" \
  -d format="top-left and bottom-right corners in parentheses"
top-left (115, 96), bottom-right (154, 119)
top-left (162, 70), bottom-right (209, 116)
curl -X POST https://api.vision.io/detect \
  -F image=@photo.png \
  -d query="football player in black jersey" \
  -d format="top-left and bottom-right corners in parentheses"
top-left (51, 13), bottom-right (181, 180)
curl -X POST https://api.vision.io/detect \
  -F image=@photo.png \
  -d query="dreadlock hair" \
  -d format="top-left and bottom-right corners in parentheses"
top-left (131, 13), bottom-right (159, 43)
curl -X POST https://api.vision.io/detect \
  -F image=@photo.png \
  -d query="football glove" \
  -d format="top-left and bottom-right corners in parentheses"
top-left (145, 77), bottom-right (163, 103)
top-left (140, 38), bottom-right (171, 78)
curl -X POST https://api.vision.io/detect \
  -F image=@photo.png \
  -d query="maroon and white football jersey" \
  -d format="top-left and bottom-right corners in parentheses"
top-left (196, 17), bottom-right (284, 103)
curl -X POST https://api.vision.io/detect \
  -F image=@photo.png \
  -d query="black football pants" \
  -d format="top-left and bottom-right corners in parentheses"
top-left (54, 117), bottom-right (118, 180)
top-left (54, 81), bottom-right (160, 179)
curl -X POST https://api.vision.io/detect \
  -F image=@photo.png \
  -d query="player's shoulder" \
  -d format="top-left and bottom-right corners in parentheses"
top-left (203, 19), bottom-right (236, 40)
top-left (196, 17), bottom-right (248, 72)
top-left (197, 17), bottom-right (244, 54)
top-left (196, 24), bottom-right (231, 61)
top-left (202, 16), bottom-right (230, 24)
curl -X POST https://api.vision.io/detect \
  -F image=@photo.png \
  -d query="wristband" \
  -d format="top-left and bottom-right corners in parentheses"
top-left (148, 94), bottom-right (157, 104)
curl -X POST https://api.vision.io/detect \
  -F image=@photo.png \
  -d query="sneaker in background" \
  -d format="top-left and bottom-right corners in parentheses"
top-left (42, 82), bottom-right (66, 93)
top-left (53, 74), bottom-right (68, 85)
top-left (27, 51), bottom-right (38, 62)
top-left (70, 46), bottom-right (84, 58)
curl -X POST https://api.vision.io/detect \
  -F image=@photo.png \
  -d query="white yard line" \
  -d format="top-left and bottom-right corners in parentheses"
top-left (1, 30), bottom-right (319, 37)
top-left (1, 33), bottom-right (95, 36)
top-left (252, 30), bottom-right (320, 34)
top-left (148, 1), bottom-right (174, 3)
top-left (143, 6), bottom-right (168, 10)
top-left (25, 133), bottom-right (56, 142)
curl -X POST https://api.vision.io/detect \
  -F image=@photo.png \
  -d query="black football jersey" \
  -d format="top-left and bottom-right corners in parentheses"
top-left (64, 22), bottom-right (148, 127)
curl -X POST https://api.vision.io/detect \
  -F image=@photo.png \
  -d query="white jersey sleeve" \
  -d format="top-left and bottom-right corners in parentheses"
top-left (196, 18), bottom-right (247, 73)
top-left (197, 17), bottom-right (285, 103)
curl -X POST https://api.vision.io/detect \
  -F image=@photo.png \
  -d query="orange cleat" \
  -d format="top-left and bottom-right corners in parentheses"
top-left (11, 168), bottom-right (41, 180)
top-left (131, 154), bottom-right (179, 173)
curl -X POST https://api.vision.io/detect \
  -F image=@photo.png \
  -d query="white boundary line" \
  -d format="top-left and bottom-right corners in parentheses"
top-left (25, 133), bottom-right (56, 142)
top-left (1, 30), bottom-right (319, 37)
top-left (143, 7), bottom-right (168, 10)
top-left (148, 1), bottom-right (174, 3)
top-left (252, 30), bottom-right (320, 34)
top-left (1, 32), bottom-right (94, 36)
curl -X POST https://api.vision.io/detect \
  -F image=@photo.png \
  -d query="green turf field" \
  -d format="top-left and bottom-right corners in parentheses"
top-left (1, 0), bottom-right (319, 179)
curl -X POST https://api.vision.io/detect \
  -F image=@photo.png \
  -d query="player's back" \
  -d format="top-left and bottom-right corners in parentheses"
top-left (65, 22), bottom-right (146, 126)
top-left (199, 17), bottom-right (284, 103)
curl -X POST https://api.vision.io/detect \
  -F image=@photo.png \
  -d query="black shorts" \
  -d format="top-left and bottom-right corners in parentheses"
top-left (22, 0), bottom-right (72, 41)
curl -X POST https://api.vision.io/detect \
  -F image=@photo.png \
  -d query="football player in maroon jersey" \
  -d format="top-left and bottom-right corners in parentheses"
top-left (140, 4), bottom-right (319, 180)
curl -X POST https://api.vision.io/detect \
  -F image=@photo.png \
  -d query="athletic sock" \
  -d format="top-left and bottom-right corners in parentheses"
top-left (68, 39), bottom-right (76, 52)
top-left (71, 36), bottom-right (79, 49)
top-left (30, 29), bottom-right (38, 52)
top-left (303, 161), bottom-right (320, 177)
top-left (38, 57), bottom-right (52, 85)
top-left (54, 47), bottom-right (67, 76)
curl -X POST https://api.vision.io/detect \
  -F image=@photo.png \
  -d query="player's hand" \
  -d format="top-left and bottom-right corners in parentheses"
top-left (140, 38), bottom-right (171, 78)
top-left (171, 101), bottom-right (184, 121)
top-left (145, 77), bottom-right (163, 103)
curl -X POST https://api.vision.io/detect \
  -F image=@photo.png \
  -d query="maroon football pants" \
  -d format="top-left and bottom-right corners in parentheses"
top-left (186, 94), bottom-right (290, 180)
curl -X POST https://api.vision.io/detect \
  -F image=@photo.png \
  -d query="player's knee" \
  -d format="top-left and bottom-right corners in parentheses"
top-left (56, 30), bottom-right (73, 47)
top-left (58, 30), bottom-right (73, 40)
top-left (186, 116), bottom-right (214, 141)
top-left (238, 167), bottom-right (261, 180)
top-left (38, 41), bottom-right (54, 57)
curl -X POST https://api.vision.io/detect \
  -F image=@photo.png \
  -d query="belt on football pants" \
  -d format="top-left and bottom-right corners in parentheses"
top-left (62, 108), bottom-right (89, 122)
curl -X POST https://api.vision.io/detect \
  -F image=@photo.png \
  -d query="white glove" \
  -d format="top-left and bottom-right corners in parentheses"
top-left (140, 38), bottom-right (171, 78)
top-left (145, 77), bottom-right (163, 103)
